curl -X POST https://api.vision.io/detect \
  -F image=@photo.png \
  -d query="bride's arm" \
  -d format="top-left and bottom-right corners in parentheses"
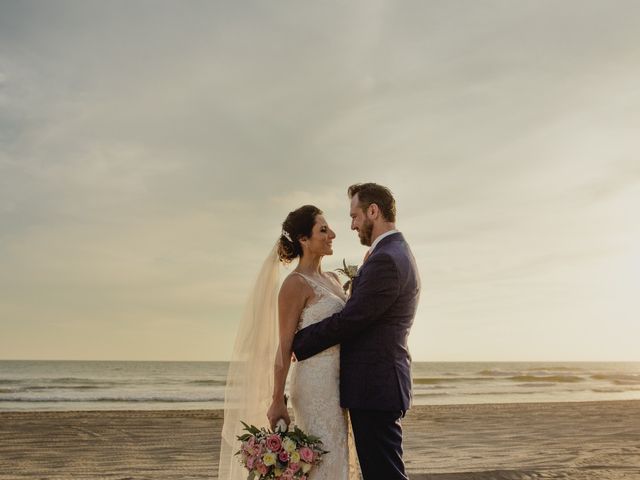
top-left (267, 274), bottom-right (310, 429)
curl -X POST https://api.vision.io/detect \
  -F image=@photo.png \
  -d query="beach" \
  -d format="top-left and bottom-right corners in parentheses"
top-left (2, 400), bottom-right (639, 479)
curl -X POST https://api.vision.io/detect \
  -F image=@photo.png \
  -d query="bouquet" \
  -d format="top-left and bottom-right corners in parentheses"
top-left (236, 421), bottom-right (328, 479)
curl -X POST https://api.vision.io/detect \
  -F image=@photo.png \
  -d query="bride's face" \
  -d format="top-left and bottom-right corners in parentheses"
top-left (302, 215), bottom-right (335, 257)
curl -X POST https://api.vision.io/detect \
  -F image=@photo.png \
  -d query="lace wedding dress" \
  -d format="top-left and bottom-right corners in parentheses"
top-left (289, 272), bottom-right (360, 480)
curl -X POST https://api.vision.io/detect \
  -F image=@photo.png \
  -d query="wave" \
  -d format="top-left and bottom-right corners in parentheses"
top-left (0, 380), bottom-right (22, 385)
top-left (187, 379), bottom-right (226, 386)
top-left (478, 369), bottom-right (519, 376)
top-left (3, 377), bottom-right (228, 388)
top-left (418, 374), bottom-right (586, 383)
top-left (413, 377), bottom-right (494, 384)
top-left (465, 389), bottom-right (577, 396)
top-left (478, 367), bottom-right (585, 377)
top-left (413, 392), bottom-right (450, 397)
top-left (8, 378), bottom-right (125, 387)
top-left (22, 385), bottom-right (103, 391)
top-left (525, 366), bottom-right (578, 372)
top-left (0, 395), bottom-right (224, 403)
top-left (591, 374), bottom-right (640, 384)
top-left (467, 391), bottom-right (540, 396)
top-left (507, 375), bottom-right (584, 383)
top-left (592, 387), bottom-right (640, 393)
top-left (36, 377), bottom-right (109, 384)
top-left (414, 384), bottom-right (450, 390)
top-left (515, 383), bottom-right (557, 388)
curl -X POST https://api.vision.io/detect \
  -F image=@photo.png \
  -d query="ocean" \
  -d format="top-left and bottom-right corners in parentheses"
top-left (1, 360), bottom-right (639, 411)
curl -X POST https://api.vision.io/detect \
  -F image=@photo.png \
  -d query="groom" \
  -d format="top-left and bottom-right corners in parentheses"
top-left (292, 183), bottom-right (421, 480)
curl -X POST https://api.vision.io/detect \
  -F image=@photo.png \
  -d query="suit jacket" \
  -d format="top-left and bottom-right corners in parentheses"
top-left (292, 232), bottom-right (421, 411)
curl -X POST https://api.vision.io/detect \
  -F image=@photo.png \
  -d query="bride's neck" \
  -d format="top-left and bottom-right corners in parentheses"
top-left (295, 254), bottom-right (323, 276)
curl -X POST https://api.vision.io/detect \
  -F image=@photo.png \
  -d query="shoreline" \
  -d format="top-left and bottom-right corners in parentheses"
top-left (1, 396), bottom-right (639, 415)
top-left (0, 397), bottom-right (630, 414)
top-left (2, 400), bottom-right (639, 479)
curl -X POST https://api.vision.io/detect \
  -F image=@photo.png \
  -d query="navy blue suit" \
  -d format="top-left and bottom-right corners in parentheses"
top-left (292, 232), bottom-right (420, 480)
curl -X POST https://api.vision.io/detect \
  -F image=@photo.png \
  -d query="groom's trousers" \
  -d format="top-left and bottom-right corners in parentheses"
top-left (349, 408), bottom-right (408, 480)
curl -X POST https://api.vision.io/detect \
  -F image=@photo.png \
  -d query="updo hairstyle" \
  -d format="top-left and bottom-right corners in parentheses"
top-left (278, 205), bottom-right (322, 264)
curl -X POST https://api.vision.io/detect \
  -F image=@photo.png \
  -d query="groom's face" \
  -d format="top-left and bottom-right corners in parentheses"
top-left (350, 194), bottom-right (374, 247)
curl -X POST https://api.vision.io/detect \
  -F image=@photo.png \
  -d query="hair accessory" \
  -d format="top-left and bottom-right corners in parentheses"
top-left (282, 230), bottom-right (292, 242)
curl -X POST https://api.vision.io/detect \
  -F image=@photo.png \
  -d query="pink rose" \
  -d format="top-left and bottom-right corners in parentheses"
top-left (266, 434), bottom-right (282, 452)
top-left (252, 442), bottom-right (264, 456)
top-left (299, 446), bottom-right (314, 463)
top-left (246, 455), bottom-right (256, 470)
top-left (278, 450), bottom-right (290, 463)
top-left (256, 462), bottom-right (268, 475)
top-left (289, 462), bottom-right (300, 473)
top-left (281, 470), bottom-right (294, 480)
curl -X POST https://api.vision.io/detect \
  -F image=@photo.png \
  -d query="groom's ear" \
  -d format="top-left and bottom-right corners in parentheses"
top-left (368, 203), bottom-right (381, 219)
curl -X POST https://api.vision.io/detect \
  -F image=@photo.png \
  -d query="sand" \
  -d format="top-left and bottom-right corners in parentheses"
top-left (1, 400), bottom-right (639, 479)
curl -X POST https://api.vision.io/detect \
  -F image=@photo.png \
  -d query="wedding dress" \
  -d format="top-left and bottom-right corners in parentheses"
top-left (218, 245), bottom-right (360, 480)
top-left (289, 272), bottom-right (360, 480)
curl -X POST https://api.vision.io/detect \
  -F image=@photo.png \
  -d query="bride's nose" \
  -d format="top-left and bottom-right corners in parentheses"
top-left (329, 229), bottom-right (336, 239)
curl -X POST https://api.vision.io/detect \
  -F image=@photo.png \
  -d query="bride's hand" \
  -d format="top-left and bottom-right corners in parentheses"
top-left (267, 398), bottom-right (290, 431)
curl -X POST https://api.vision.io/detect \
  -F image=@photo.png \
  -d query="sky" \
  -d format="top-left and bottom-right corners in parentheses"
top-left (1, 1), bottom-right (639, 362)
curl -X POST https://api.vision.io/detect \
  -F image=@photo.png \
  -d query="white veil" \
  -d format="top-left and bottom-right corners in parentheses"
top-left (218, 242), bottom-right (282, 479)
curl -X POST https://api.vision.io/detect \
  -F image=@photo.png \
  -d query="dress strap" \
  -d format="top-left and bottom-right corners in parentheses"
top-left (291, 272), bottom-right (326, 299)
top-left (291, 272), bottom-right (344, 302)
top-left (291, 271), bottom-right (321, 288)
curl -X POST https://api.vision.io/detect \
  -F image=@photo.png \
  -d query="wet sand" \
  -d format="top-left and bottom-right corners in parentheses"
top-left (1, 400), bottom-right (639, 479)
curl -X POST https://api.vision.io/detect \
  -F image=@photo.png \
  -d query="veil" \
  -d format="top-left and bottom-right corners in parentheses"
top-left (218, 242), bottom-right (282, 479)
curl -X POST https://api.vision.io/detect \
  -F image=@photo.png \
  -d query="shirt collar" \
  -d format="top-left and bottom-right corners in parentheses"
top-left (368, 229), bottom-right (399, 255)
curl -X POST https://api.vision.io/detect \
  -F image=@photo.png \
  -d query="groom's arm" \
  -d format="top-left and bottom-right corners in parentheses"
top-left (292, 253), bottom-right (400, 361)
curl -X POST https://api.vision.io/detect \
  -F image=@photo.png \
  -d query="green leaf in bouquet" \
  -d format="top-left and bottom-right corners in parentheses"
top-left (240, 421), bottom-right (261, 435)
top-left (335, 258), bottom-right (349, 277)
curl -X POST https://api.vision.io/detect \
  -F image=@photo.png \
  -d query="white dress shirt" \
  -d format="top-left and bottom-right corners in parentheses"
top-left (366, 229), bottom-right (399, 258)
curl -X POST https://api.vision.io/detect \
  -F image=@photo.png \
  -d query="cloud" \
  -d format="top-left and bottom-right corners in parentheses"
top-left (1, 0), bottom-right (639, 360)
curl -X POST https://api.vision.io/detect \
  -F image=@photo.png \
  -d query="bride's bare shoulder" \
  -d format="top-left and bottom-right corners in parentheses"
top-left (279, 272), bottom-right (312, 298)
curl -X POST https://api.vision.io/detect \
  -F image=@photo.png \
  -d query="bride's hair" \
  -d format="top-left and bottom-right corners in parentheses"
top-left (278, 205), bottom-right (322, 264)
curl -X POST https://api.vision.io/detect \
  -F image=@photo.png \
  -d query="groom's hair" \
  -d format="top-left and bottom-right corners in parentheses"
top-left (348, 183), bottom-right (396, 222)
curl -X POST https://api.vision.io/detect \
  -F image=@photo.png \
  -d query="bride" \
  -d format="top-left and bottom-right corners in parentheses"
top-left (218, 205), bottom-right (359, 480)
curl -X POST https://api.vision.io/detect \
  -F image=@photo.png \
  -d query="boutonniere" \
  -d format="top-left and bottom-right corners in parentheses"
top-left (335, 258), bottom-right (359, 295)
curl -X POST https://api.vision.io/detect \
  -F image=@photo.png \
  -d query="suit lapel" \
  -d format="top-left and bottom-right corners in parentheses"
top-left (351, 232), bottom-right (404, 292)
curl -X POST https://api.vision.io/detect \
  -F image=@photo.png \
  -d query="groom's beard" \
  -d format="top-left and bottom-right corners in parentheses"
top-left (359, 218), bottom-right (374, 246)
